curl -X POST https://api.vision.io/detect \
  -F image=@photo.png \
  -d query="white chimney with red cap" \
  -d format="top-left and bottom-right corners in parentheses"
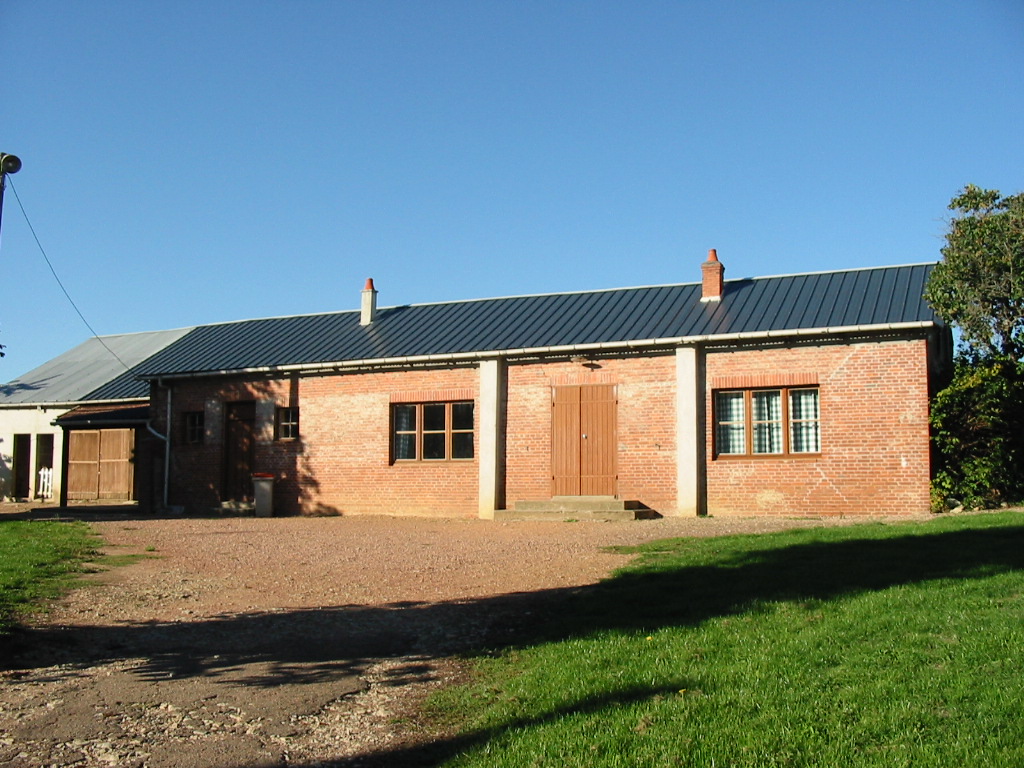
top-left (700, 249), bottom-right (724, 302)
top-left (361, 278), bottom-right (378, 325)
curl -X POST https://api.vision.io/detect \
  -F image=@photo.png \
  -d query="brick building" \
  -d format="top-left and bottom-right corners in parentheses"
top-left (133, 254), bottom-right (951, 518)
top-left (0, 329), bottom-right (189, 504)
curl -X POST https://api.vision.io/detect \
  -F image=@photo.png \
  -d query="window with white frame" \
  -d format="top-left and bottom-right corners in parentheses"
top-left (392, 401), bottom-right (474, 461)
top-left (714, 388), bottom-right (820, 456)
top-left (275, 406), bottom-right (300, 440)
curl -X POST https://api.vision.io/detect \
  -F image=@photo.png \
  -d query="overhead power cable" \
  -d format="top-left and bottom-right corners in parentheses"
top-left (6, 176), bottom-right (134, 374)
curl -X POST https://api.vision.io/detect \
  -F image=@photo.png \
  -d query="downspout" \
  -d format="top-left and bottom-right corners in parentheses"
top-left (145, 378), bottom-right (171, 510)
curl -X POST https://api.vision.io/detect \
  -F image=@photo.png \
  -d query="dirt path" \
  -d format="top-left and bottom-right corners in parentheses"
top-left (0, 509), bottom-right (909, 767)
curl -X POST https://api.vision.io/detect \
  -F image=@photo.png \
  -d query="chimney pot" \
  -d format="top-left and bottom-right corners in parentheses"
top-left (361, 278), bottom-right (378, 325)
top-left (701, 249), bottom-right (724, 302)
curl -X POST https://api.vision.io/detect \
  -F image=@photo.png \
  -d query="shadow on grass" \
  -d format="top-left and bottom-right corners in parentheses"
top-left (4, 515), bottom-right (1024, 766)
top-left (552, 520), bottom-right (1024, 640)
top-left (324, 518), bottom-right (1024, 767)
top-left (319, 682), bottom-right (695, 768)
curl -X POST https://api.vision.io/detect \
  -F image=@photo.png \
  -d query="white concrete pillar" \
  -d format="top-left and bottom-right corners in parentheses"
top-left (255, 398), bottom-right (276, 442)
top-left (477, 358), bottom-right (507, 519)
top-left (676, 345), bottom-right (705, 516)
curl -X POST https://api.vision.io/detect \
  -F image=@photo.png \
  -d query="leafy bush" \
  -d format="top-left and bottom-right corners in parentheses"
top-left (931, 356), bottom-right (1024, 509)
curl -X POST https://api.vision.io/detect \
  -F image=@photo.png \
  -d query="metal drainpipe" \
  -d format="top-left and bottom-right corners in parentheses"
top-left (145, 378), bottom-right (171, 510)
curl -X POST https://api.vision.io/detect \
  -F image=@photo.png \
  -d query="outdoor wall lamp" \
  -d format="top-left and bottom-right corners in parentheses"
top-left (0, 152), bottom-right (22, 247)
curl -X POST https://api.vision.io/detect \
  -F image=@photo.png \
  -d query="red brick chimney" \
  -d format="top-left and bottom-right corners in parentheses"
top-left (360, 278), bottom-right (378, 325)
top-left (701, 249), bottom-right (724, 302)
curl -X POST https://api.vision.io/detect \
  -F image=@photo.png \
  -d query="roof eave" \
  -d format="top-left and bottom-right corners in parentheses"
top-left (0, 396), bottom-right (150, 409)
top-left (54, 418), bottom-right (149, 428)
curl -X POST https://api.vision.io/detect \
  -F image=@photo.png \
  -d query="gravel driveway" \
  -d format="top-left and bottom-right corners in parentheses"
top-left (0, 508), bottom-right (905, 767)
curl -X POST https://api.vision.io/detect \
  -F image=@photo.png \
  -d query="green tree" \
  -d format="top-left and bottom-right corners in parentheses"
top-left (924, 185), bottom-right (1024, 360)
top-left (925, 185), bottom-right (1024, 508)
top-left (930, 357), bottom-right (1024, 509)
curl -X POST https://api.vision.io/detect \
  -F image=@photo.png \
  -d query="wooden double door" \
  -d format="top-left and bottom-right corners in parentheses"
top-left (551, 384), bottom-right (617, 497)
top-left (67, 428), bottom-right (135, 500)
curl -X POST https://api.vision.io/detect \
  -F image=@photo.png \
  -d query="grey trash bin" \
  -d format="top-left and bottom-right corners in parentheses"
top-left (253, 473), bottom-right (274, 517)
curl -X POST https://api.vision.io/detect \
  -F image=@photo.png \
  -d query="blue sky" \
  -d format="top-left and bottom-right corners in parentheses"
top-left (2, 1), bottom-right (1022, 379)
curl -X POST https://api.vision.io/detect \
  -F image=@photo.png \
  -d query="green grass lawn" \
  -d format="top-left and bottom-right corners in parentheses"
top-left (428, 512), bottom-right (1024, 767)
top-left (0, 519), bottom-right (98, 635)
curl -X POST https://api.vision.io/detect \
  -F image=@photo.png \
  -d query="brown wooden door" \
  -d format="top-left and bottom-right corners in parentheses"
top-left (98, 429), bottom-right (134, 499)
top-left (552, 384), bottom-right (617, 497)
top-left (224, 402), bottom-right (256, 502)
top-left (68, 430), bottom-right (100, 499)
top-left (67, 429), bottom-right (135, 500)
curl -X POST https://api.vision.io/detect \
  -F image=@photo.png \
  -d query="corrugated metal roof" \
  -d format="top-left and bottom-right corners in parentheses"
top-left (134, 263), bottom-right (941, 379)
top-left (55, 402), bottom-right (150, 426)
top-left (0, 328), bottom-right (192, 405)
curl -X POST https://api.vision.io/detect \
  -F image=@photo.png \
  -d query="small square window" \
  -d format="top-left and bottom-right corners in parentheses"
top-left (183, 412), bottom-right (204, 445)
top-left (275, 406), bottom-right (300, 440)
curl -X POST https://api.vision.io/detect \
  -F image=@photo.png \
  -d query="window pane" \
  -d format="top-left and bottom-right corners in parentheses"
top-left (791, 420), bottom-right (820, 453)
top-left (716, 423), bottom-right (746, 454)
top-left (716, 391), bottom-right (745, 422)
top-left (452, 432), bottom-right (474, 459)
top-left (185, 412), bottom-right (204, 443)
top-left (790, 389), bottom-right (821, 453)
top-left (393, 404), bottom-right (416, 432)
top-left (751, 391), bottom-right (782, 454)
top-left (790, 389), bottom-right (819, 420)
top-left (393, 433), bottom-right (416, 460)
top-left (751, 390), bottom-right (781, 421)
top-left (715, 392), bottom-right (746, 454)
top-left (277, 407), bottom-right (299, 439)
top-left (422, 432), bottom-right (446, 460)
top-left (452, 402), bottom-right (474, 430)
top-left (753, 422), bottom-right (783, 454)
top-left (423, 404), bottom-right (446, 431)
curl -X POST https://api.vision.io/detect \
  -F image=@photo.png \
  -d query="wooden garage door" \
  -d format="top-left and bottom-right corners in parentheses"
top-left (551, 384), bottom-right (617, 497)
top-left (68, 429), bottom-right (136, 500)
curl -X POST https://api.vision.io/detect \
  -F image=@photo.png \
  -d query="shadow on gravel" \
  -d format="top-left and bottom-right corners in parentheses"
top-left (272, 517), bottom-right (1024, 767)
top-left (1, 590), bottom-right (558, 685)
top-left (5, 515), bottom-right (1024, 766)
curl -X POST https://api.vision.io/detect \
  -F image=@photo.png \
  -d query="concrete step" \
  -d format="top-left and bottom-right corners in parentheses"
top-left (498, 497), bottom-right (655, 522)
top-left (515, 496), bottom-right (643, 512)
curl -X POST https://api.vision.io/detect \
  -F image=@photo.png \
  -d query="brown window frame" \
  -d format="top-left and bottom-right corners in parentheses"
top-left (183, 411), bottom-right (205, 445)
top-left (713, 387), bottom-right (821, 458)
top-left (391, 401), bottom-right (474, 463)
top-left (274, 406), bottom-right (300, 441)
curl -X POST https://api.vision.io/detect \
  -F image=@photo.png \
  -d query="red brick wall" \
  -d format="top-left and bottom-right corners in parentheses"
top-left (157, 378), bottom-right (300, 514)
top-left (505, 354), bottom-right (678, 513)
top-left (156, 335), bottom-right (934, 518)
top-left (162, 368), bottom-right (479, 517)
top-left (704, 338), bottom-right (933, 516)
top-left (299, 368), bottom-right (478, 516)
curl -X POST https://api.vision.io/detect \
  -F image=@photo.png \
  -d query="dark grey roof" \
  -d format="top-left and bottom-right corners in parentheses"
top-left (136, 263), bottom-right (941, 379)
top-left (55, 402), bottom-right (150, 427)
top-left (0, 328), bottom-right (192, 405)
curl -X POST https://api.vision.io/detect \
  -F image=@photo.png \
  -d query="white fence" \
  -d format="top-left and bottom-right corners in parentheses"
top-left (37, 466), bottom-right (53, 499)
